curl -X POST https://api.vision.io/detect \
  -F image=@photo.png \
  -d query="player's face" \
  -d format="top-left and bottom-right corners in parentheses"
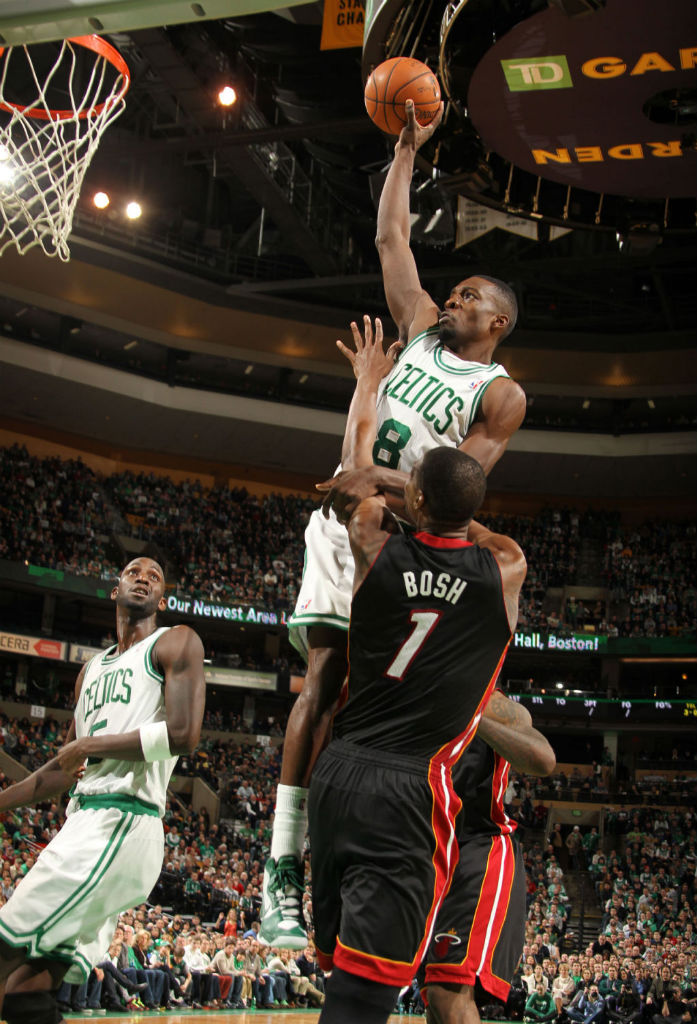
top-left (112, 557), bottom-right (166, 615)
top-left (438, 276), bottom-right (506, 347)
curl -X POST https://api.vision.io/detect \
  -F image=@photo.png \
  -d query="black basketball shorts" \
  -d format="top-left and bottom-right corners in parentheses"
top-left (423, 831), bottom-right (525, 999)
top-left (308, 738), bottom-right (463, 987)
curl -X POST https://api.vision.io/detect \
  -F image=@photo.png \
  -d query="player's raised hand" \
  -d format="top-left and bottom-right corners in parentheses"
top-left (336, 315), bottom-right (402, 384)
top-left (396, 98), bottom-right (444, 153)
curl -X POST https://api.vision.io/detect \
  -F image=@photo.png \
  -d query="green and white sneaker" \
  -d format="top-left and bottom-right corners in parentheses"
top-left (258, 854), bottom-right (307, 950)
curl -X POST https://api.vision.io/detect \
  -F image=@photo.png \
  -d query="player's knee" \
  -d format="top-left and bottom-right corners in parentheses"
top-left (427, 982), bottom-right (477, 1024)
top-left (304, 630), bottom-right (348, 714)
top-left (0, 942), bottom-right (27, 982)
top-left (3, 990), bottom-right (64, 1024)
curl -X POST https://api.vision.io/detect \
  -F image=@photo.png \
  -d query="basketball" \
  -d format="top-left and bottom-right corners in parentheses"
top-left (364, 57), bottom-right (441, 136)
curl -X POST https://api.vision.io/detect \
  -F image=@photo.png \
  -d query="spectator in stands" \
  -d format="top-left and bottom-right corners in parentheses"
top-left (525, 982), bottom-right (557, 1023)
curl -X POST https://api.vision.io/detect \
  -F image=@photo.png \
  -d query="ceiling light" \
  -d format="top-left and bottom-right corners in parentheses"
top-left (218, 85), bottom-right (237, 106)
top-left (647, 399), bottom-right (655, 409)
top-left (298, 374), bottom-right (308, 384)
top-left (244, 364), bottom-right (254, 375)
top-left (0, 162), bottom-right (15, 186)
top-left (125, 201), bottom-right (142, 220)
top-left (93, 191), bottom-right (110, 209)
top-left (124, 340), bottom-right (138, 350)
top-left (582, 399), bottom-right (590, 409)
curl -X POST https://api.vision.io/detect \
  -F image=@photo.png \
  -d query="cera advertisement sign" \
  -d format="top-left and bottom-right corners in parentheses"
top-left (467, 0), bottom-right (695, 197)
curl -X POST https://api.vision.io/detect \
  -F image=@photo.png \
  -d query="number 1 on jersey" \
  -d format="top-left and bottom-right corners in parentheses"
top-left (385, 610), bottom-right (441, 680)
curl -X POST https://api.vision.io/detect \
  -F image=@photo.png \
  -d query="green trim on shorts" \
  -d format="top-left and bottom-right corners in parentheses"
top-left (0, 923), bottom-right (90, 981)
top-left (0, 813), bottom-right (133, 944)
top-left (74, 792), bottom-right (160, 816)
top-left (288, 612), bottom-right (350, 628)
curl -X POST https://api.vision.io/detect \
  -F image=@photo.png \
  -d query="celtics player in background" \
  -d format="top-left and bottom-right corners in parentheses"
top-left (0, 556), bottom-right (205, 1024)
top-left (260, 96), bottom-right (526, 948)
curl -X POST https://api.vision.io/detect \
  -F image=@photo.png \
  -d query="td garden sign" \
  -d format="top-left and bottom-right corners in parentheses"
top-left (467, 0), bottom-right (695, 198)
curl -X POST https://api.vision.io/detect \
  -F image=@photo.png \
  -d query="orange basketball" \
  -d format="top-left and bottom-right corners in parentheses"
top-left (364, 57), bottom-right (441, 136)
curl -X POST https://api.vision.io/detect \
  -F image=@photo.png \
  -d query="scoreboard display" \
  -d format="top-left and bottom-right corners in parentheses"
top-left (508, 694), bottom-right (697, 724)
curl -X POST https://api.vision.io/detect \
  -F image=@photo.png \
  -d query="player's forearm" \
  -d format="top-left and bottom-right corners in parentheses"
top-left (376, 144), bottom-right (416, 250)
top-left (476, 719), bottom-right (556, 777)
top-left (341, 378), bottom-right (380, 470)
top-left (0, 759), bottom-right (74, 810)
top-left (82, 728), bottom-right (146, 761)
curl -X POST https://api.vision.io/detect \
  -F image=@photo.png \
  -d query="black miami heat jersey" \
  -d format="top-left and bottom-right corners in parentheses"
top-left (334, 530), bottom-right (511, 758)
top-left (452, 734), bottom-right (517, 840)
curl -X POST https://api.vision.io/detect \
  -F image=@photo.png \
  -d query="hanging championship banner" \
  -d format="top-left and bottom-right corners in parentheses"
top-left (456, 197), bottom-right (571, 247)
top-left (320, 0), bottom-right (365, 50)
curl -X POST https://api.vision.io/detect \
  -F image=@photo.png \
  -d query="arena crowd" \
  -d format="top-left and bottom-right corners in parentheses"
top-left (1, 444), bottom-right (695, 640)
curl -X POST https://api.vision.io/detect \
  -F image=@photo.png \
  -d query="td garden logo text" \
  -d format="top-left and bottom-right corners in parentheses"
top-left (502, 47), bottom-right (696, 91)
top-left (502, 56), bottom-right (572, 91)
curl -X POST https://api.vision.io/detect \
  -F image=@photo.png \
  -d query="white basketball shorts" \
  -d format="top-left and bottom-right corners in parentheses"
top-left (287, 507), bottom-right (354, 661)
top-left (0, 802), bottom-right (164, 982)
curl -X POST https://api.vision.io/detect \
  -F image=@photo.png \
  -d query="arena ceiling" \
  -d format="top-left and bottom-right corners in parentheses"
top-left (0, 0), bottom-right (695, 497)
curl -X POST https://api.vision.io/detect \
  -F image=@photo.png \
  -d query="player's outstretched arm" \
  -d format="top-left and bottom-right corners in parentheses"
top-left (477, 690), bottom-right (556, 777)
top-left (339, 316), bottom-right (400, 471)
top-left (54, 625), bottom-right (205, 775)
top-left (376, 98), bottom-right (442, 341)
top-left (0, 738), bottom-right (79, 810)
top-left (459, 376), bottom-right (527, 475)
top-left (0, 666), bottom-right (88, 810)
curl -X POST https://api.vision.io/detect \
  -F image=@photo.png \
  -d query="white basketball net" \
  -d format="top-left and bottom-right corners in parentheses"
top-left (0, 37), bottom-right (129, 261)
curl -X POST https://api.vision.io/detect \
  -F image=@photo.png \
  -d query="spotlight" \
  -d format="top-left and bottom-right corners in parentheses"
top-left (244, 364), bottom-right (254, 375)
top-left (93, 191), bottom-right (110, 209)
top-left (647, 399), bottom-right (655, 409)
top-left (125, 201), bottom-right (142, 220)
top-left (0, 161), bottom-right (15, 185)
top-left (218, 85), bottom-right (237, 106)
top-left (582, 399), bottom-right (590, 410)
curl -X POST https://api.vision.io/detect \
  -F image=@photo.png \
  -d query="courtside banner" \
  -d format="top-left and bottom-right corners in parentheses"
top-left (320, 0), bottom-right (365, 50)
top-left (0, 631), bottom-right (66, 660)
top-left (164, 593), bottom-right (288, 628)
top-left (204, 666), bottom-right (277, 692)
top-left (69, 643), bottom-right (103, 664)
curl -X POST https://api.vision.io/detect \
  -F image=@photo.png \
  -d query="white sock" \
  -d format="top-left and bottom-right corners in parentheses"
top-left (270, 783), bottom-right (309, 863)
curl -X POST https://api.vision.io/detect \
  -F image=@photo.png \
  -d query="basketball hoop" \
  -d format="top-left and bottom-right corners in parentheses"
top-left (0, 35), bottom-right (130, 261)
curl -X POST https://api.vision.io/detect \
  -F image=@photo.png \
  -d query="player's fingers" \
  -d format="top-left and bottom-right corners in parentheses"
top-left (362, 314), bottom-right (373, 348)
top-left (405, 98), bottom-right (417, 131)
top-left (349, 320), bottom-right (365, 353)
top-left (386, 340), bottom-right (403, 362)
top-left (336, 339), bottom-right (355, 363)
top-left (373, 317), bottom-right (383, 347)
top-left (431, 100), bottom-right (445, 131)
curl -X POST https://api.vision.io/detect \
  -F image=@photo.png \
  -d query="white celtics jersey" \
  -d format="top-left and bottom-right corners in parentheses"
top-left (71, 626), bottom-right (177, 816)
top-left (372, 326), bottom-right (511, 472)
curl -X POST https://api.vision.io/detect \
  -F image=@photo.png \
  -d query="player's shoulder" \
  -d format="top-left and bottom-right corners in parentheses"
top-left (480, 375), bottom-right (527, 424)
top-left (154, 623), bottom-right (204, 658)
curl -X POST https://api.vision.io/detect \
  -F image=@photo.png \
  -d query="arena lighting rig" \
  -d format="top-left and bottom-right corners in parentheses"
top-left (363, 0), bottom-right (696, 240)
